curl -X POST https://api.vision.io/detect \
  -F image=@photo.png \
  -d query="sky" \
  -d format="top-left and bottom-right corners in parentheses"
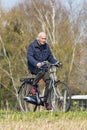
top-left (1, 0), bottom-right (21, 10)
top-left (62, 0), bottom-right (85, 9)
top-left (1, 0), bottom-right (87, 10)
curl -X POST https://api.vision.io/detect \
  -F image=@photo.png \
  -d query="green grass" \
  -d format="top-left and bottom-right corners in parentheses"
top-left (0, 110), bottom-right (87, 130)
top-left (0, 110), bottom-right (87, 121)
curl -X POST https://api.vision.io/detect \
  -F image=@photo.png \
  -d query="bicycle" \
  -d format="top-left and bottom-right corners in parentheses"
top-left (18, 61), bottom-right (71, 112)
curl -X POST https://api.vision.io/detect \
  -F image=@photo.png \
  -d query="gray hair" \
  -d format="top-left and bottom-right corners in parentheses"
top-left (37, 32), bottom-right (46, 40)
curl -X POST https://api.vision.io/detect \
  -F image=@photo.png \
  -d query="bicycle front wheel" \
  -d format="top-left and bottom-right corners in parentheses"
top-left (50, 81), bottom-right (71, 112)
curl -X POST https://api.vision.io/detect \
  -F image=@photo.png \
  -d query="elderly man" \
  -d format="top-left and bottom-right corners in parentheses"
top-left (27, 32), bottom-right (61, 110)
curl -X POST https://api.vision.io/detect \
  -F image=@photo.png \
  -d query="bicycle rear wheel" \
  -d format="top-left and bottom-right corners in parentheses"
top-left (50, 81), bottom-right (71, 112)
top-left (18, 82), bottom-right (37, 112)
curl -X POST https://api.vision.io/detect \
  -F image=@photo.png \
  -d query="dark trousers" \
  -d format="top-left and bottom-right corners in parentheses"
top-left (33, 69), bottom-right (51, 102)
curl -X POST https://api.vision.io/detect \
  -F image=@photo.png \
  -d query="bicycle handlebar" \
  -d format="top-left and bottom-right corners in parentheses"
top-left (40, 61), bottom-right (63, 69)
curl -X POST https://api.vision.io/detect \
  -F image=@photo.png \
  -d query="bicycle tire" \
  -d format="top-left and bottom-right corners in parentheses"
top-left (18, 82), bottom-right (37, 112)
top-left (50, 81), bottom-right (71, 112)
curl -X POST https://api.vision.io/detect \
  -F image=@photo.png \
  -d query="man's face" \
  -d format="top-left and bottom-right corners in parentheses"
top-left (38, 34), bottom-right (46, 45)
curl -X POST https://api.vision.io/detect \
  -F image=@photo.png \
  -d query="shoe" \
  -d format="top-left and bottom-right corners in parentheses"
top-left (45, 103), bottom-right (52, 110)
top-left (24, 96), bottom-right (37, 104)
top-left (29, 86), bottom-right (36, 95)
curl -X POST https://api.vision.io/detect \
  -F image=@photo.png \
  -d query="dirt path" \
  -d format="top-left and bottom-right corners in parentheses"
top-left (0, 118), bottom-right (87, 130)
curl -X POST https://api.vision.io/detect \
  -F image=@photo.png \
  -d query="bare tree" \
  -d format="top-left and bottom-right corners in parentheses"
top-left (0, 35), bottom-right (19, 97)
top-left (65, 0), bottom-right (87, 92)
top-left (67, 0), bottom-right (84, 79)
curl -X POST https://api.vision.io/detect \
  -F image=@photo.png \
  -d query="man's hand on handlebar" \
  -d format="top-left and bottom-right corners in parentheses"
top-left (37, 61), bottom-right (47, 68)
top-left (55, 61), bottom-right (63, 68)
top-left (36, 62), bottom-right (42, 68)
top-left (36, 61), bottom-right (63, 68)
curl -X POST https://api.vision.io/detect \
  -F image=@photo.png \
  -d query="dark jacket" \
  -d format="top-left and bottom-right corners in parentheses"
top-left (27, 40), bottom-right (57, 74)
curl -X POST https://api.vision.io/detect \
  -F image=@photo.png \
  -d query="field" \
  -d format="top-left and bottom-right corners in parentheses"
top-left (0, 110), bottom-right (87, 130)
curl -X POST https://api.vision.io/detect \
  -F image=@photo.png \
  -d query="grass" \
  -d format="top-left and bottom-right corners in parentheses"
top-left (0, 110), bottom-right (87, 130)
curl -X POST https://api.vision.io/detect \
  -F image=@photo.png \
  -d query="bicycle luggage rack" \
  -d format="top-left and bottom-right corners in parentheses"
top-left (20, 78), bottom-right (34, 84)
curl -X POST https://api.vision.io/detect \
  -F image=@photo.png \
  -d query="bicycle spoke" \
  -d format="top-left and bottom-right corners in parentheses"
top-left (18, 82), bottom-right (35, 112)
top-left (50, 81), bottom-right (71, 112)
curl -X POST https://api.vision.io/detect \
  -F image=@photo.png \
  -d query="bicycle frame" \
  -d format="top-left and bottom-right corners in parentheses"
top-left (49, 66), bottom-right (60, 98)
top-left (18, 61), bottom-right (71, 112)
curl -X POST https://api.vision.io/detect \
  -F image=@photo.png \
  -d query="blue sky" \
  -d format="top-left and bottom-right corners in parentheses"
top-left (1, 0), bottom-right (87, 10)
top-left (1, 0), bottom-right (20, 10)
top-left (62, 0), bottom-right (85, 9)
